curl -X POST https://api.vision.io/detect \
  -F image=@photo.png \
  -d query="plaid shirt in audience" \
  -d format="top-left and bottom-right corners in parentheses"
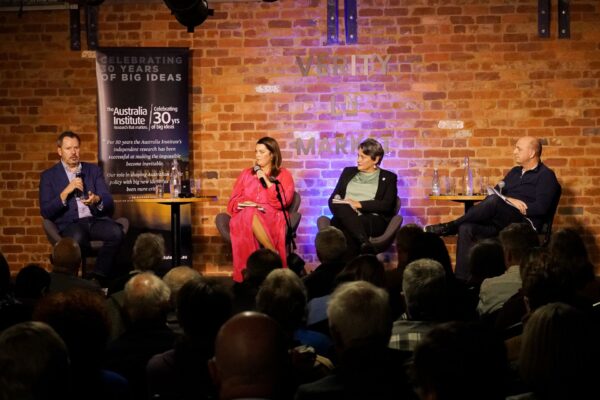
top-left (388, 316), bottom-right (439, 352)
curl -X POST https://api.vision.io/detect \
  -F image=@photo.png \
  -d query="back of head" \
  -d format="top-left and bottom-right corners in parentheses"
top-left (51, 238), bottom-right (82, 275)
top-left (549, 228), bottom-right (594, 287)
top-left (412, 321), bottom-right (508, 400)
top-left (33, 289), bottom-right (110, 370)
top-left (132, 233), bottom-right (165, 272)
top-left (402, 259), bottom-right (448, 321)
top-left (395, 224), bottom-right (426, 270)
top-left (211, 312), bottom-right (289, 399)
top-left (177, 277), bottom-right (232, 344)
top-left (521, 250), bottom-right (575, 311)
top-left (256, 269), bottom-right (307, 334)
top-left (124, 272), bottom-right (171, 326)
top-left (15, 264), bottom-right (50, 299)
top-left (0, 321), bottom-right (70, 400)
top-left (327, 281), bottom-right (391, 349)
top-left (162, 266), bottom-right (201, 305)
top-left (410, 232), bottom-right (454, 278)
top-left (499, 223), bottom-right (539, 266)
top-left (519, 302), bottom-right (599, 399)
top-left (467, 239), bottom-right (506, 286)
top-left (315, 226), bottom-right (347, 264)
top-left (338, 254), bottom-right (386, 287)
top-left (243, 248), bottom-right (282, 285)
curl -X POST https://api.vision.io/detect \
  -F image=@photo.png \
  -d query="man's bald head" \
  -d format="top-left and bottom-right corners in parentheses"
top-left (514, 136), bottom-right (542, 169)
top-left (51, 238), bottom-right (81, 275)
top-left (210, 312), bottom-right (289, 399)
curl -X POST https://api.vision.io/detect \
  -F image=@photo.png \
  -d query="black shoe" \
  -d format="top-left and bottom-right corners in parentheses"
top-left (425, 222), bottom-right (457, 236)
top-left (360, 241), bottom-right (377, 255)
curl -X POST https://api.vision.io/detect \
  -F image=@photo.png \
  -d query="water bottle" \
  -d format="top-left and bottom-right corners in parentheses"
top-left (463, 156), bottom-right (473, 195)
top-left (169, 159), bottom-right (182, 198)
top-left (432, 168), bottom-right (440, 196)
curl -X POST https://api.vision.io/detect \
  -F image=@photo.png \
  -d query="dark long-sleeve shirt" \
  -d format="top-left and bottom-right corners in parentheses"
top-left (502, 162), bottom-right (560, 231)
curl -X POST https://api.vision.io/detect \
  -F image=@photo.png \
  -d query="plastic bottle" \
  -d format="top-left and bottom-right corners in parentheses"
top-left (463, 156), bottom-right (473, 196)
top-left (432, 168), bottom-right (440, 195)
top-left (169, 159), bottom-right (182, 198)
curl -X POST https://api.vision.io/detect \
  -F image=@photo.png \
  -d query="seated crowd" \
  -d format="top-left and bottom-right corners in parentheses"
top-left (1, 223), bottom-right (599, 400)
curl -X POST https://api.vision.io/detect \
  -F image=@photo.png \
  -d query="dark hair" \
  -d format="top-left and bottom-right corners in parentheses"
top-left (177, 277), bottom-right (232, 342)
top-left (244, 249), bottom-right (283, 284)
top-left (338, 254), bottom-right (386, 288)
top-left (15, 264), bottom-right (50, 299)
top-left (358, 138), bottom-right (384, 165)
top-left (56, 131), bottom-right (81, 147)
top-left (549, 228), bottom-right (594, 288)
top-left (256, 137), bottom-right (283, 177)
top-left (467, 239), bottom-right (506, 287)
top-left (499, 223), bottom-right (539, 265)
top-left (33, 289), bottom-right (111, 370)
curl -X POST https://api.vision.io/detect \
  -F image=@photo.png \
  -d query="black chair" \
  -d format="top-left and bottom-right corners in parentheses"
top-left (540, 183), bottom-right (562, 246)
top-left (42, 217), bottom-right (130, 277)
top-left (316, 196), bottom-right (403, 254)
top-left (215, 191), bottom-right (302, 246)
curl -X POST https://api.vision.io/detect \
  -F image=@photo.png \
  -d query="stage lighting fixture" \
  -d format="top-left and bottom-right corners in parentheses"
top-left (163, 0), bottom-right (214, 33)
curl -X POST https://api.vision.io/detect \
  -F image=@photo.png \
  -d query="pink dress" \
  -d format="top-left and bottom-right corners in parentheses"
top-left (227, 167), bottom-right (295, 282)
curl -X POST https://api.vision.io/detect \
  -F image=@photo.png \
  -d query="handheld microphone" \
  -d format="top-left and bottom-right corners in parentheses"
top-left (498, 180), bottom-right (505, 194)
top-left (74, 167), bottom-right (83, 198)
top-left (253, 165), bottom-right (268, 189)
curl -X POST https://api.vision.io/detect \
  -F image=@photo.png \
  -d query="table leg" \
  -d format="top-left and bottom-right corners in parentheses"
top-left (464, 200), bottom-right (475, 213)
top-left (171, 203), bottom-right (181, 267)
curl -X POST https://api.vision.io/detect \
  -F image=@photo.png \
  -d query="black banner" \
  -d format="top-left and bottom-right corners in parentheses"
top-left (96, 47), bottom-right (191, 273)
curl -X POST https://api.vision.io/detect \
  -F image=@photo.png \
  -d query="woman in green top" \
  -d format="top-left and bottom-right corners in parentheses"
top-left (328, 138), bottom-right (398, 256)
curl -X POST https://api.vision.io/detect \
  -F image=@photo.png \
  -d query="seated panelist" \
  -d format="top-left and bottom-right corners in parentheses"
top-left (39, 131), bottom-right (123, 282)
top-left (227, 137), bottom-right (295, 282)
top-left (328, 138), bottom-right (398, 256)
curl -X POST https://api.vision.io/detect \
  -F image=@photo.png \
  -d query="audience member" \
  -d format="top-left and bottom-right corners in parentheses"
top-left (411, 321), bottom-right (509, 400)
top-left (14, 263), bottom-right (51, 319)
top-left (296, 281), bottom-right (415, 400)
top-left (478, 223), bottom-right (539, 316)
top-left (466, 238), bottom-right (506, 289)
top-left (232, 248), bottom-right (282, 313)
top-left (0, 321), bottom-right (71, 400)
top-left (257, 269), bottom-right (334, 362)
top-left (108, 232), bottom-right (166, 295)
top-left (514, 302), bottom-right (600, 400)
top-left (336, 254), bottom-right (386, 287)
top-left (0, 251), bottom-right (28, 330)
top-left (209, 311), bottom-right (292, 400)
top-left (33, 289), bottom-right (129, 400)
top-left (386, 224), bottom-right (427, 319)
top-left (161, 265), bottom-right (202, 334)
top-left (49, 237), bottom-right (102, 294)
top-left (548, 228), bottom-right (600, 305)
top-left (302, 226), bottom-right (347, 300)
top-left (389, 259), bottom-right (449, 353)
top-left (106, 232), bottom-right (166, 339)
top-left (105, 272), bottom-right (175, 400)
top-left (147, 277), bottom-right (232, 400)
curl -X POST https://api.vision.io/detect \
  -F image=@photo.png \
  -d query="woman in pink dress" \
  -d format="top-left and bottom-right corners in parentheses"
top-left (227, 137), bottom-right (295, 282)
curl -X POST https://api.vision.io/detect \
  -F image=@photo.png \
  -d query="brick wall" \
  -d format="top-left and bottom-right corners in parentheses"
top-left (1, 0), bottom-right (599, 275)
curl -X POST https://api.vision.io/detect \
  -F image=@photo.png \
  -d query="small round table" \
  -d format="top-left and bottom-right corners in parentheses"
top-left (133, 193), bottom-right (217, 267)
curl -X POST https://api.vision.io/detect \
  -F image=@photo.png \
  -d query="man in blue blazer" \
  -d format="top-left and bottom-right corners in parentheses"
top-left (39, 131), bottom-right (123, 281)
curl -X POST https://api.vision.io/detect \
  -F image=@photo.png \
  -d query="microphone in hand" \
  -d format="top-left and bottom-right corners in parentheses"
top-left (253, 165), bottom-right (268, 189)
top-left (74, 170), bottom-right (83, 198)
top-left (498, 180), bottom-right (505, 195)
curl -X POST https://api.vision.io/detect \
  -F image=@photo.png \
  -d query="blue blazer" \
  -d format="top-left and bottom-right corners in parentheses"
top-left (39, 162), bottom-right (114, 232)
top-left (328, 166), bottom-right (398, 222)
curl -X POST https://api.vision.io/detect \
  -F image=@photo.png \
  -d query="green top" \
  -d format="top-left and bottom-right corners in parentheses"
top-left (345, 169), bottom-right (380, 203)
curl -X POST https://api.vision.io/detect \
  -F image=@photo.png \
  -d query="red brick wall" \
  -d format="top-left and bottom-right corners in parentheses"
top-left (1, 0), bottom-right (599, 275)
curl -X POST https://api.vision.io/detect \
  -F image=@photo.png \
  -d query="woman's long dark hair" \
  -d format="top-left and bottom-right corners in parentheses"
top-left (255, 136), bottom-right (283, 177)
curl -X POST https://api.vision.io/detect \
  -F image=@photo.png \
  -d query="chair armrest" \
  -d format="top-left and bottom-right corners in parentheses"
top-left (369, 215), bottom-right (403, 247)
top-left (215, 213), bottom-right (232, 243)
top-left (42, 219), bottom-right (62, 246)
top-left (316, 216), bottom-right (332, 232)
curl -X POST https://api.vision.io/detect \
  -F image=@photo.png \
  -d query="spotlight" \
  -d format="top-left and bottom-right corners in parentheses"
top-left (163, 0), bottom-right (214, 33)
